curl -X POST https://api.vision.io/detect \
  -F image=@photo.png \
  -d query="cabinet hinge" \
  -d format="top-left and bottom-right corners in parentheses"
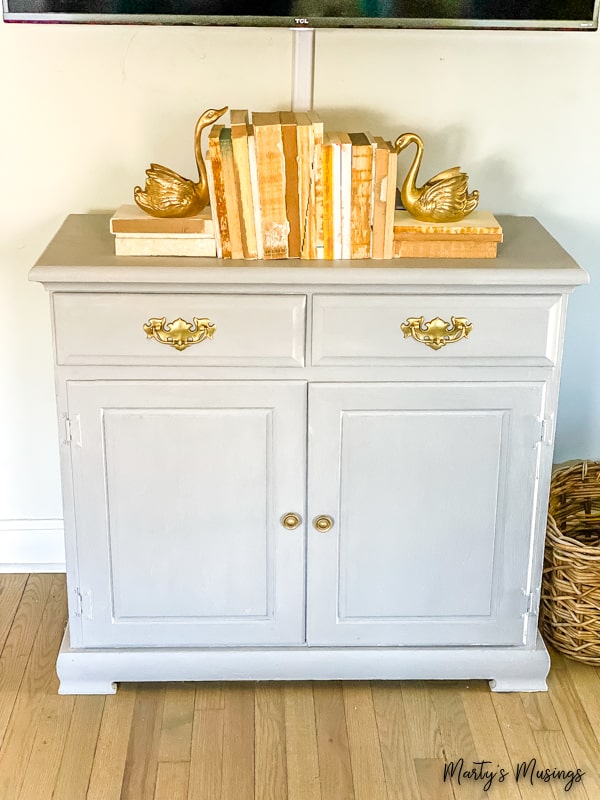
top-left (537, 415), bottom-right (554, 447)
top-left (63, 414), bottom-right (82, 447)
top-left (522, 588), bottom-right (539, 618)
top-left (74, 588), bottom-right (92, 619)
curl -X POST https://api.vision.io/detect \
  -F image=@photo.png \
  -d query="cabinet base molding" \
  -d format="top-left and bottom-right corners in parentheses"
top-left (56, 626), bottom-right (550, 695)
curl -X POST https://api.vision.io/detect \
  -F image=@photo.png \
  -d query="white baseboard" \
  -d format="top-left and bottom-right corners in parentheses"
top-left (0, 519), bottom-right (65, 573)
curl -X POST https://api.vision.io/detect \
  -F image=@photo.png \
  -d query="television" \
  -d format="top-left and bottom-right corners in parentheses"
top-left (3, 0), bottom-right (599, 31)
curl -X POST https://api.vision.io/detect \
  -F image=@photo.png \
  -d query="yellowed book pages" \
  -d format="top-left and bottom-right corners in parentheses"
top-left (219, 127), bottom-right (244, 260)
top-left (110, 204), bottom-right (214, 235)
top-left (393, 210), bottom-right (503, 238)
top-left (115, 235), bottom-right (217, 257)
top-left (371, 137), bottom-right (389, 259)
top-left (321, 134), bottom-right (334, 261)
top-left (383, 142), bottom-right (398, 260)
top-left (394, 239), bottom-right (498, 258)
top-left (231, 118), bottom-right (258, 259)
top-left (252, 111), bottom-right (289, 259)
top-left (349, 132), bottom-right (373, 259)
top-left (204, 158), bottom-right (222, 257)
top-left (307, 111), bottom-right (324, 259)
top-left (295, 111), bottom-right (313, 259)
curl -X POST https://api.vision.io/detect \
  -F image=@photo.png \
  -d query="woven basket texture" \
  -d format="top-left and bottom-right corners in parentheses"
top-left (540, 461), bottom-right (600, 665)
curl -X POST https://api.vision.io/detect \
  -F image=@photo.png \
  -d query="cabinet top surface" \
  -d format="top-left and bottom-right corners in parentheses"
top-left (30, 213), bottom-right (589, 291)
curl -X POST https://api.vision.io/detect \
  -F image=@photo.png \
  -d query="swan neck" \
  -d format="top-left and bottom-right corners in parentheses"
top-left (404, 136), bottom-right (423, 197)
top-left (194, 118), bottom-right (208, 186)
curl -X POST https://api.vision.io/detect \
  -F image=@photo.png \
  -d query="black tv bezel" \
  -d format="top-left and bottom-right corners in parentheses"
top-left (2, 1), bottom-right (599, 30)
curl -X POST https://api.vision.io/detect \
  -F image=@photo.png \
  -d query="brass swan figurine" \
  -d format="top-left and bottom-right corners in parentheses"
top-left (134, 106), bottom-right (228, 218)
top-left (394, 132), bottom-right (479, 223)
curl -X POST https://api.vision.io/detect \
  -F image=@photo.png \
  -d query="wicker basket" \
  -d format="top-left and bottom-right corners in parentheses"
top-left (540, 461), bottom-right (600, 664)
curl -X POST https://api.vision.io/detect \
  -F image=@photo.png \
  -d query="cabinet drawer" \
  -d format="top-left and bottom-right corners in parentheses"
top-left (311, 294), bottom-right (562, 366)
top-left (53, 293), bottom-right (306, 366)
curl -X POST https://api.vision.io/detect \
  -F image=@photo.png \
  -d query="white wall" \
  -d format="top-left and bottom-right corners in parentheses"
top-left (0, 19), bottom-right (598, 568)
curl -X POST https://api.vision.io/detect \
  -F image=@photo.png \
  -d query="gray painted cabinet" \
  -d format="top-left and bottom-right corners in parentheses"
top-left (30, 214), bottom-right (587, 694)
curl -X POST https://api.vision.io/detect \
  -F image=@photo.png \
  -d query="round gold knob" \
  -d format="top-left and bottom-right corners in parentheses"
top-left (281, 513), bottom-right (302, 530)
top-left (313, 515), bottom-right (334, 533)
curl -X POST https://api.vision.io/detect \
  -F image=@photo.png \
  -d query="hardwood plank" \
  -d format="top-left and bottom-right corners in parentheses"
top-left (52, 694), bottom-right (105, 799)
top-left (0, 574), bottom-right (27, 650)
top-left (17, 693), bottom-right (75, 800)
top-left (86, 685), bottom-right (137, 800)
top-left (400, 681), bottom-right (444, 759)
top-left (371, 682), bottom-right (421, 800)
top-left (414, 758), bottom-right (456, 800)
top-left (158, 684), bottom-right (195, 762)
top-left (343, 682), bottom-right (388, 800)
top-left (491, 693), bottom-right (556, 799)
top-left (195, 681), bottom-right (225, 709)
top-left (154, 761), bottom-right (190, 800)
top-left (430, 683), bottom-right (489, 799)
top-left (284, 683), bottom-right (321, 800)
top-left (120, 684), bottom-right (166, 800)
top-left (0, 574), bottom-right (54, 748)
top-left (460, 683), bottom-right (522, 799)
top-left (534, 731), bottom-right (589, 799)
top-left (0, 575), bottom-right (66, 798)
top-left (188, 708), bottom-right (224, 800)
top-left (520, 692), bottom-right (562, 733)
top-left (255, 682), bottom-right (287, 800)
top-left (546, 667), bottom-right (600, 797)
top-left (563, 658), bottom-right (600, 740)
top-left (221, 683), bottom-right (255, 800)
top-left (313, 682), bottom-right (355, 800)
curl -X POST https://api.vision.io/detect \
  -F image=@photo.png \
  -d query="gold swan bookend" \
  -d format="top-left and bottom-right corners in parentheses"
top-left (394, 132), bottom-right (479, 223)
top-left (134, 106), bottom-right (228, 218)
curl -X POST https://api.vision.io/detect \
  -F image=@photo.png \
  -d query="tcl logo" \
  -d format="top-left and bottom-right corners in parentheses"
top-left (295, 18), bottom-right (310, 23)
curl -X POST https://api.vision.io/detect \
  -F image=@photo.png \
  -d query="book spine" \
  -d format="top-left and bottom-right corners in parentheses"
top-left (308, 115), bottom-right (324, 259)
top-left (219, 128), bottom-right (244, 260)
top-left (350, 144), bottom-right (373, 259)
top-left (371, 139), bottom-right (389, 259)
top-left (330, 139), bottom-right (342, 260)
top-left (339, 138), bottom-right (352, 260)
top-left (321, 137), bottom-right (334, 260)
top-left (247, 130), bottom-right (264, 259)
top-left (232, 123), bottom-right (258, 259)
top-left (296, 120), bottom-right (312, 259)
top-left (208, 126), bottom-right (231, 259)
top-left (253, 120), bottom-right (289, 259)
top-left (280, 112), bottom-right (301, 259)
top-left (383, 145), bottom-right (398, 260)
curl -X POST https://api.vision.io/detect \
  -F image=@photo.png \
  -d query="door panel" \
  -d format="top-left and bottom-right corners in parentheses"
top-left (67, 380), bottom-right (306, 648)
top-left (307, 382), bottom-right (544, 646)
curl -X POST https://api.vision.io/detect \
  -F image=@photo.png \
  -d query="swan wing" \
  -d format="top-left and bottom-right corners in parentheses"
top-left (424, 166), bottom-right (462, 185)
top-left (417, 174), bottom-right (471, 220)
top-left (136, 163), bottom-right (198, 214)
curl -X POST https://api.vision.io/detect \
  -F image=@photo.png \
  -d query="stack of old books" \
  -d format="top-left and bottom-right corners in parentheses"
top-left (110, 206), bottom-right (216, 257)
top-left (206, 110), bottom-right (398, 260)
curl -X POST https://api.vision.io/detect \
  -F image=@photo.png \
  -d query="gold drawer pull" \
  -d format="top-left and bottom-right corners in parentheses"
top-left (281, 513), bottom-right (302, 530)
top-left (313, 515), bottom-right (334, 533)
top-left (143, 317), bottom-right (216, 352)
top-left (400, 316), bottom-right (472, 351)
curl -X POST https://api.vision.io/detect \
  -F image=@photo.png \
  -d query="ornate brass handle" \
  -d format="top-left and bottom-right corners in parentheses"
top-left (313, 515), bottom-right (334, 533)
top-left (281, 513), bottom-right (302, 530)
top-left (143, 316), bottom-right (216, 352)
top-left (400, 316), bottom-right (472, 351)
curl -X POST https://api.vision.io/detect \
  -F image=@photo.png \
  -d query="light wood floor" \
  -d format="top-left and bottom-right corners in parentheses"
top-left (0, 574), bottom-right (599, 799)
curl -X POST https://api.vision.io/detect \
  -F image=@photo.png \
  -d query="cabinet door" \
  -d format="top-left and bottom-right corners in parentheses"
top-left (307, 382), bottom-right (545, 646)
top-left (66, 380), bottom-right (306, 648)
